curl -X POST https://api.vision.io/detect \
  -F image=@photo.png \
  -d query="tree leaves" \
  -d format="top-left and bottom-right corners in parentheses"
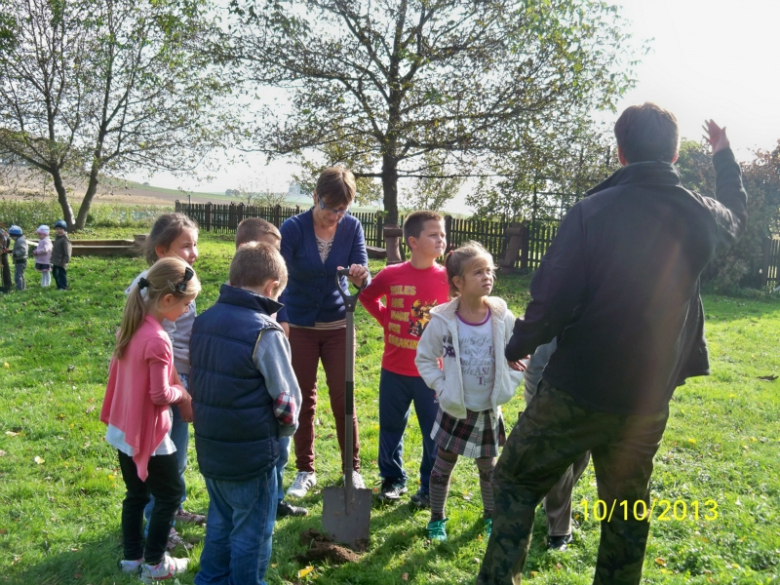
top-left (229, 0), bottom-right (639, 223)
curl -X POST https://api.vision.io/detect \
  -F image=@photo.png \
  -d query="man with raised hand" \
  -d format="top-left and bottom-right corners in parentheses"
top-left (478, 106), bottom-right (747, 585)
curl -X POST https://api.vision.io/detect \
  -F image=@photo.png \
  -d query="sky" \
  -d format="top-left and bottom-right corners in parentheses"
top-left (128, 0), bottom-right (780, 211)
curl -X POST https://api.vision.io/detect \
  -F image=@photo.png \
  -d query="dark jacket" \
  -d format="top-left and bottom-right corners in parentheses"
top-left (12, 236), bottom-right (27, 264)
top-left (190, 286), bottom-right (283, 481)
top-left (51, 234), bottom-right (72, 267)
top-left (277, 209), bottom-right (369, 325)
top-left (506, 149), bottom-right (747, 415)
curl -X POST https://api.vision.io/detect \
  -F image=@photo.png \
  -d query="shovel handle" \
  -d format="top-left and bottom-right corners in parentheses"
top-left (336, 267), bottom-right (365, 499)
top-left (336, 267), bottom-right (366, 312)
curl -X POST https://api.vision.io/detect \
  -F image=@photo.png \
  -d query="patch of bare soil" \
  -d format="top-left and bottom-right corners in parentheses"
top-left (295, 528), bottom-right (366, 565)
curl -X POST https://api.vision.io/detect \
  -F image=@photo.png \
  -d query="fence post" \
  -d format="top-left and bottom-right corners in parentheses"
top-left (273, 205), bottom-right (281, 227)
top-left (237, 203), bottom-right (244, 225)
top-left (444, 215), bottom-right (453, 251)
top-left (175, 200), bottom-right (180, 213)
top-left (205, 202), bottom-right (212, 232)
top-left (376, 213), bottom-right (383, 247)
top-left (761, 237), bottom-right (771, 289)
top-left (520, 221), bottom-right (529, 270)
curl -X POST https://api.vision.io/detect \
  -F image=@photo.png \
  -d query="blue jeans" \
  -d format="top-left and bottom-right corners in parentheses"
top-left (52, 265), bottom-right (68, 289)
top-left (276, 436), bottom-right (290, 502)
top-left (14, 262), bottom-right (25, 291)
top-left (144, 373), bottom-right (189, 530)
top-left (195, 468), bottom-right (277, 585)
top-left (378, 369), bottom-right (439, 493)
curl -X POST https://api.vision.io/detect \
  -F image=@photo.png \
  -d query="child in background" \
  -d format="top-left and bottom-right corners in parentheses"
top-left (235, 217), bottom-right (307, 519)
top-left (33, 225), bottom-right (53, 287)
top-left (101, 257), bottom-right (200, 582)
top-left (8, 225), bottom-right (27, 291)
top-left (51, 220), bottom-right (72, 290)
top-left (190, 242), bottom-right (301, 585)
top-left (359, 211), bottom-right (449, 506)
top-left (235, 217), bottom-right (281, 249)
top-left (127, 213), bottom-right (204, 549)
top-left (415, 242), bottom-right (525, 541)
top-left (0, 225), bottom-right (11, 293)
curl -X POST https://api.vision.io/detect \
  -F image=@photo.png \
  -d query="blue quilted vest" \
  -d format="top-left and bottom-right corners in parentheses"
top-left (190, 285), bottom-right (283, 481)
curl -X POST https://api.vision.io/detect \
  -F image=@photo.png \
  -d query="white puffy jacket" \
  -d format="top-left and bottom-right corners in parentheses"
top-left (415, 296), bottom-right (524, 420)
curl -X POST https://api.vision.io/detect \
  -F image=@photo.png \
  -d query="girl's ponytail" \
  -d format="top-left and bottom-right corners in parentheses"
top-left (113, 257), bottom-right (201, 359)
top-left (114, 285), bottom-right (147, 359)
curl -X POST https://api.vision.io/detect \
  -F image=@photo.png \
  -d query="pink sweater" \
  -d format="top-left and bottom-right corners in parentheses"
top-left (101, 315), bottom-right (185, 480)
top-left (33, 236), bottom-right (53, 265)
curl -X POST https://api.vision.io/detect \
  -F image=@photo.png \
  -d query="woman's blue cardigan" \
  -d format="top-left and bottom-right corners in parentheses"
top-left (277, 209), bottom-right (369, 326)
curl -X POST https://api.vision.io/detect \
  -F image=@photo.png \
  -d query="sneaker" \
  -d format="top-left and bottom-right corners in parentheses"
top-left (165, 528), bottom-right (193, 551)
top-left (379, 480), bottom-right (408, 502)
top-left (484, 518), bottom-right (493, 539)
top-left (410, 489), bottom-right (430, 509)
top-left (140, 553), bottom-right (189, 583)
top-left (342, 470), bottom-right (366, 490)
top-left (427, 518), bottom-right (448, 541)
top-left (174, 508), bottom-right (206, 526)
top-left (547, 533), bottom-right (573, 551)
top-left (277, 499), bottom-right (309, 518)
top-left (118, 558), bottom-right (143, 574)
top-left (287, 471), bottom-right (317, 498)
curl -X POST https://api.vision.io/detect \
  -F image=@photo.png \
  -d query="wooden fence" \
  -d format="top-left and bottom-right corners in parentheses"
top-left (175, 201), bottom-right (558, 270)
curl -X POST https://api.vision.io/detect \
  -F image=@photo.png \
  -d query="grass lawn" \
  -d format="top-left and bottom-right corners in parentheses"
top-left (1, 228), bottom-right (779, 585)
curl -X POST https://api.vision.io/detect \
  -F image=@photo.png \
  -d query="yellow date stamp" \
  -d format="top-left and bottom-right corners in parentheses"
top-left (579, 499), bottom-right (718, 522)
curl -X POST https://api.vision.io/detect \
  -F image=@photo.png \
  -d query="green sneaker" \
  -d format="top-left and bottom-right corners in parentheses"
top-left (427, 518), bottom-right (448, 541)
top-left (484, 518), bottom-right (493, 539)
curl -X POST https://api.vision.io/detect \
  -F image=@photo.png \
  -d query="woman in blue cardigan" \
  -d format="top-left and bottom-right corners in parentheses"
top-left (278, 167), bottom-right (370, 499)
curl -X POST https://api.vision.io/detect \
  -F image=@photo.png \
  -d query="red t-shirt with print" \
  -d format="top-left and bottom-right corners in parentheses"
top-left (359, 261), bottom-right (450, 376)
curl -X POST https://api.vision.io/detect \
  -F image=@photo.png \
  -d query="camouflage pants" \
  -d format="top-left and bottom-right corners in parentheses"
top-left (476, 381), bottom-right (669, 585)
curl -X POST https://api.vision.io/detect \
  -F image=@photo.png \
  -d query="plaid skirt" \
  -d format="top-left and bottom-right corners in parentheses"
top-left (431, 407), bottom-right (505, 459)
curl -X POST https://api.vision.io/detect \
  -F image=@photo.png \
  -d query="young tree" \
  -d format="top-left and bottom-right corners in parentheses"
top-left (0, 0), bottom-right (231, 230)
top-left (227, 0), bottom-right (638, 229)
top-left (468, 121), bottom-right (617, 220)
top-left (402, 151), bottom-right (463, 212)
top-left (677, 140), bottom-right (780, 290)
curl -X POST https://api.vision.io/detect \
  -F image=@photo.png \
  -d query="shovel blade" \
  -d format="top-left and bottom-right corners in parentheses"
top-left (321, 486), bottom-right (372, 548)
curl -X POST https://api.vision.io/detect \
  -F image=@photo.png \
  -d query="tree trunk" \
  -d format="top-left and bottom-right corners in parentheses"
top-left (381, 153), bottom-right (403, 263)
top-left (381, 153), bottom-right (399, 226)
top-left (75, 160), bottom-right (101, 230)
top-left (52, 169), bottom-right (77, 231)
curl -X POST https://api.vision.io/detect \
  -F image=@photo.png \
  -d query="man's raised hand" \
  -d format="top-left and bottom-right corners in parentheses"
top-left (703, 120), bottom-right (730, 154)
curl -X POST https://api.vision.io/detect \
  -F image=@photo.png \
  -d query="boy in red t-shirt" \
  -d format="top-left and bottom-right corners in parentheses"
top-left (360, 211), bottom-right (450, 506)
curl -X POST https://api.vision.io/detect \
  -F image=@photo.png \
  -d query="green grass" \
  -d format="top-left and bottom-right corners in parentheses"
top-left (0, 199), bottom-right (171, 232)
top-left (1, 228), bottom-right (779, 584)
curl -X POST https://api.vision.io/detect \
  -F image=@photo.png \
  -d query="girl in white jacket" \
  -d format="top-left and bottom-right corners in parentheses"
top-left (415, 242), bottom-right (525, 542)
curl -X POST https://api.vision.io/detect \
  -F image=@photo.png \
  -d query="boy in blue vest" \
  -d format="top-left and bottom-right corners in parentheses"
top-left (190, 241), bottom-right (301, 585)
top-left (234, 217), bottom-right (308, 519)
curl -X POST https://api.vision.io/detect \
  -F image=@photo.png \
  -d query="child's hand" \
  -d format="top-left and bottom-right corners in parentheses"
top-left (178, 391), bottom-right (193, 423)
top-left (703, 120), bottom-right (730, 154)
top-left (508, 358), bottom-right (529, 372)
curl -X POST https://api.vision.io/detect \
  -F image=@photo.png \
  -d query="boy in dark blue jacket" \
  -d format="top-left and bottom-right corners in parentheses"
top-left (190, 242), bottom-right (301, 585)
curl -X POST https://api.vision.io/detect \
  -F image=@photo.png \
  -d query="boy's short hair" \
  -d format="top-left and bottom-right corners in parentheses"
top-left (403, 210), bottom-right (444, 247)
top-left (614, 102), bottom-right (679, 164)
top-left (230, 241), bottom-right (288, 297)
top-left (235, 218), bottom-right (282, 249)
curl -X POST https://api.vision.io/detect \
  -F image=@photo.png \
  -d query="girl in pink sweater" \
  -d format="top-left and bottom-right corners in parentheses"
top-left (32, 225), bottom-right (53, 287)
top-left (101, 256), bottom-right (201, 582)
